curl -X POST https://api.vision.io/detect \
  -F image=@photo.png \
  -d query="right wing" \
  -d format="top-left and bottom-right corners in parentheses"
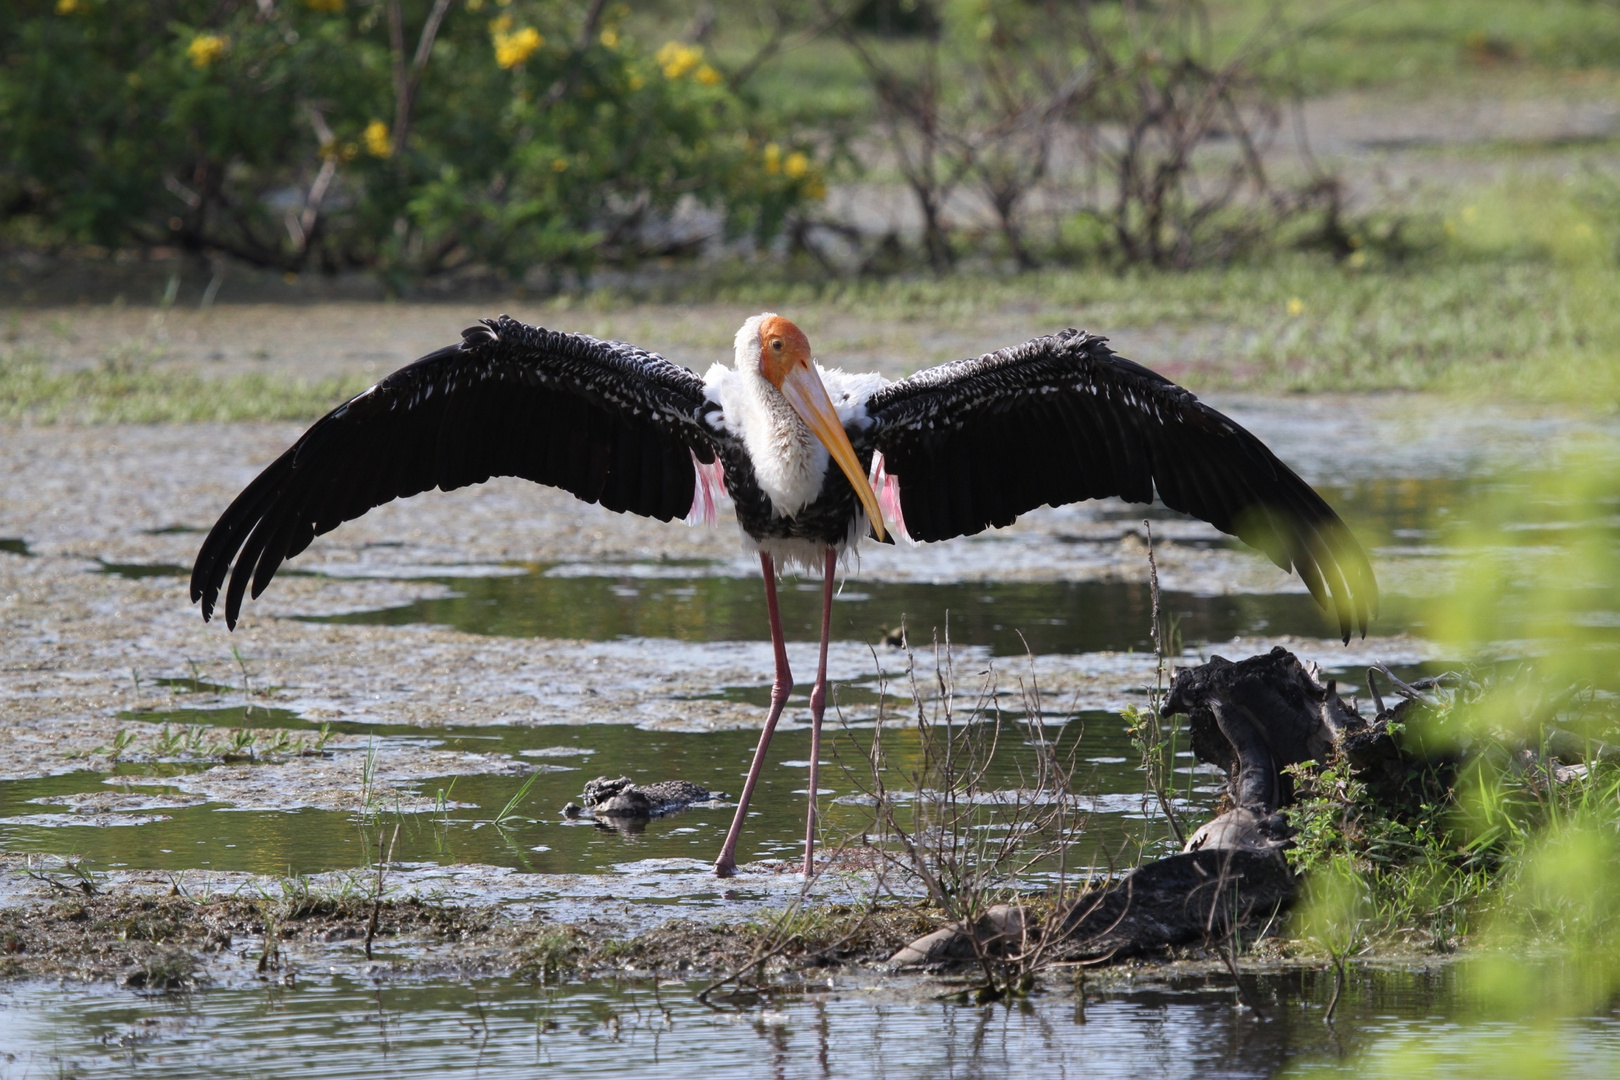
top-left (864, 329), bottom-right (1376, 641)
top-left (191, 316), bottom-right (716, 628)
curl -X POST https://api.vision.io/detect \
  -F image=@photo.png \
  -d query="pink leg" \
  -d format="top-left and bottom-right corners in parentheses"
top-left (803, 546), bottom-right (837, 877)
top-left (715, 553), bottom-right (794, 878)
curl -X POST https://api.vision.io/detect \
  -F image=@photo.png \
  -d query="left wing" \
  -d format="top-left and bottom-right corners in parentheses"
top-left (862, 329), bottom-right (1376, 641)
top-left (191, 316), bottom-right (716, 628)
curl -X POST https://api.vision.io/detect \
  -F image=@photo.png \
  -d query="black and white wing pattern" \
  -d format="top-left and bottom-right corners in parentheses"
top-left (863, 329), bottom-right (1377, 640)
top-left (192, 316), bottom-right (715, 628)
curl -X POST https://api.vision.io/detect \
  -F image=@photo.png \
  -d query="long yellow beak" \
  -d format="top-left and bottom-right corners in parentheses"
top-left (779, 363), bottom-right (888, 541)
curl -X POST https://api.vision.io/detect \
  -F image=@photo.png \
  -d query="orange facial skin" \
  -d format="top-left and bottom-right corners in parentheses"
top-left (757, 315), bottom-right (813, 388)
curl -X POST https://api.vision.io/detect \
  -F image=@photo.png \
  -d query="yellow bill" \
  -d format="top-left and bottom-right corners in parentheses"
top-left (779, 363), bottom-right (888, 542)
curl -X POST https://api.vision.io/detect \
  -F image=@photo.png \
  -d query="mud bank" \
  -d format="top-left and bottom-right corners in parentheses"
top-left (0, 852), bottom-right (936, 990)
top-left (0, 854), bottom-right (1391, 997)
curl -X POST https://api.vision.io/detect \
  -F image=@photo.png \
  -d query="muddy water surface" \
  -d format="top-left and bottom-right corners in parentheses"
top-left (5, 966), bottom-right (1619, 1079)
top-left (2, 385), bottom-right (1618, 1075)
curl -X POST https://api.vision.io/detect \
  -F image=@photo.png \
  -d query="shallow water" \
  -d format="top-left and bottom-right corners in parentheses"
top-left (4, 414), bottom-right (1619, 1076)
top-left (312, 570), bottom-right (1397, 656)
top-left (0, 710), bottom-right (1202, 886)
top-left (4, 466), bottom-right (1615, 884)
top-left (3, 966), bottom-right (1617, 1079)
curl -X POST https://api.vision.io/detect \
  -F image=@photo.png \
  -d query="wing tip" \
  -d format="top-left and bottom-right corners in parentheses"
top-left (461, 319), bottom-right (503, 348)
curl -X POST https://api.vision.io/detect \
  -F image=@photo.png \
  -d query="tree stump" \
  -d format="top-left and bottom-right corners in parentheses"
top-left (892, 646), bottom-right (1404, 967)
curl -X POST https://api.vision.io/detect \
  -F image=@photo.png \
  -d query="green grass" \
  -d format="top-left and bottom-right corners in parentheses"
top-left (6, 174), bottom-right (1618, 417)
top-left (1232, 0), bottom-right (1620, 94)
top-left (4, 254), bottom-right (1616, 419)
top-left (0, 354), bottom-right (370, 424)
top-left (1281, 681), bottom-right (1620, 953)
top-left (693, 258), bottom-right (1620, 404)
top-left (1278, 449), bottom-right (1620, 1075)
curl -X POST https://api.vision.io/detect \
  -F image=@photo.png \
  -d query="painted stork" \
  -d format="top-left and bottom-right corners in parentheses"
top-left (191, 313), bottom-right (1376, 878)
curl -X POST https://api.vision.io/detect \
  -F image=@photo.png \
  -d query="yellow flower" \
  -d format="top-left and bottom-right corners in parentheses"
top-left (306, 0), bottom-right (345, 12)
top-left (694, 64), bottom-right (722, 86)
top-left (489, 14), bottom-right (512, 33)
top-left (628, 72), bottom-right (644, 90)
top-left (783, 151), bottom-right (809, 179)
top-left (362, 120), bottom-right (392, 158)
top-left (55, 0), bottom-right (81, 14)
top-left (494, 25), bottom-right (542, 69)
top-left (600, 28), bottom-right (619, 49)
top-left (763, 142), bottom-right (782, 175)
top-left (187, 34), bottom-right (228, 70)
top-left (467, 0), bottom-right (483, 9)
top-left (1346, 250), bottom-right (1367, 269)
top-left (552, 158), bottom-right (569, 173)
top-left (656, 41), bottom-right (702, 79)
top-left (1285, 297), bottom-right (1305, 317)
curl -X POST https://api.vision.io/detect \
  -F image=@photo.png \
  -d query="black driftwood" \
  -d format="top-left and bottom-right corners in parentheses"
top-left (893, 647), bottom-right (1401, 967)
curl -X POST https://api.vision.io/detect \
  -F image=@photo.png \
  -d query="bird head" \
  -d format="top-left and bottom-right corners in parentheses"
top-left (756, 314), bottom-right (813, 387)
top-left (741, 314), bottom-right (887, 541)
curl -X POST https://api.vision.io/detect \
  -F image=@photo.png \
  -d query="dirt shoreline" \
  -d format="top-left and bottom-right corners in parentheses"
top-left (0, 857), bottom-right (1439, 997)
top-left (0, 887), bottom-right (925, 992)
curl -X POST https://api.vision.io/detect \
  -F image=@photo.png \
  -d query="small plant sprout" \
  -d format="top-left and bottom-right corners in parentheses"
top-left (435, 776), bottom-right (458, 825)
top-left (186, 658), bottom-right (206, 694)
top-left (365, 822), bottom-right (402, 960)
top-left (20, 854), bottom-right (100, 896)
top-left (91, 728), bottom-right (138, 761)
top-left (225, 727), bottom-right (258, 760)
top-left (231, 644), bottom-right (254, 700)
top-left (495, 770), bottom-right (541, 828)
top-left (357, 737), bottom-right (383, 824)
top-left (1123, 520), bottom-right (1188, 849)
top-left (1299, 855), bottom-right (1369, 1024)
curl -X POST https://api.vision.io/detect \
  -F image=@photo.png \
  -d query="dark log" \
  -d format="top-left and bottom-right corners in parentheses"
top-left (892, 647), bottom-right (1374, 968)
top-left (894, 648), bottom-right (1604, 970)
top-left (890, 848), bottom-right (1293, 967)
top-left (1164, 645), bottom-right (1364, 813)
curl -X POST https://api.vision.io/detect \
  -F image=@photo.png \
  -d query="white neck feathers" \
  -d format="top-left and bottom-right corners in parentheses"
top-left (726, 314), bottom-right (829, 517)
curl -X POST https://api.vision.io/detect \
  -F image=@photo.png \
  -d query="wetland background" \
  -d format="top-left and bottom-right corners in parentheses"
top-left (3, 2), bottom-right (1620, 1076)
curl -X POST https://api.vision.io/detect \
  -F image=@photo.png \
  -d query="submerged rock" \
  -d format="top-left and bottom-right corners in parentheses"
top-left (577, 776), bottom-right (726, 819)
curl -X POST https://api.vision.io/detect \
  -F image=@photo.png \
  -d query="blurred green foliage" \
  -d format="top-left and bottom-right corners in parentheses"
top-left (0, 0), bottom-right (821, 281)
top-left (686, 1), bottom-right (1620, 125)
top-left (1288, 449), bottom-right (1620, 1076)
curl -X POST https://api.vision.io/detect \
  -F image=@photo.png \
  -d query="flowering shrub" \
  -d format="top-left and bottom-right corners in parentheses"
top-left (0, 1), bottom-right (823, 281)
